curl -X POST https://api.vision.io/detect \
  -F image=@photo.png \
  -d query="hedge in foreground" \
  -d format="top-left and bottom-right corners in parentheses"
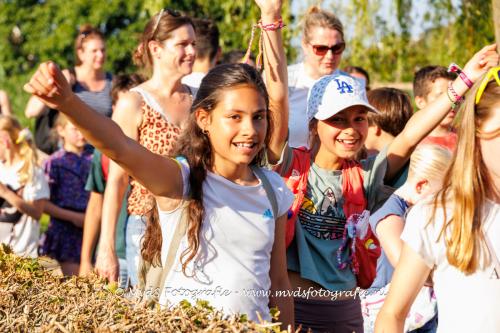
top-left (0, 245), bottom-right (291, 332)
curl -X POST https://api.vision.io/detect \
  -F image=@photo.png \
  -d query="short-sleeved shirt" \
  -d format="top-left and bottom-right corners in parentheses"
top-left (274, 145), bottom-right (394, 291)
top-left (158, 158), bottom-right (294, 322)
top-left (402, 199), bottom-right (500, 333)
top-left (368, 193), bottom-right (409, 290)
top-left (84, 149), bottom-right (128, 260)
top-left (0, 162), bottom-right (50, 257)
top-left (387, 163), bottom-right (409, 189)
top-left (44, 147), bottom-right (93, 214)
top-left (287, 63), bottom-right (314, 148)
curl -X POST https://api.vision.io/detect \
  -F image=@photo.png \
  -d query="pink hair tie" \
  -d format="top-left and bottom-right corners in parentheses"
top-left (16, 128), bottom-right (33, 144)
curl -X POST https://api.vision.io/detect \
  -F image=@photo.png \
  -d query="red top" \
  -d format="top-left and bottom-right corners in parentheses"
top-left (420, 132), bottom-right (458, 152)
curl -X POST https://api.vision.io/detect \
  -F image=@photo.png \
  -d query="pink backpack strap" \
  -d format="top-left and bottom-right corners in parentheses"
top-left (341, 159), bottom-right (367, 217)
top-left (284, 147), bottom-right (311, 248)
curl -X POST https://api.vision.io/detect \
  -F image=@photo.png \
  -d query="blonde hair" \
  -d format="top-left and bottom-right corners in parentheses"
top-left (0, 116), bottom-right (39, 186)
top-left (50, 112), bottom-right (70, 143)
top-left (408, 144), bottom-right (452, 182)
top-left (302, 6), bottom-right (344, 42)
top-left (431, 75), bottom-right (500, 274)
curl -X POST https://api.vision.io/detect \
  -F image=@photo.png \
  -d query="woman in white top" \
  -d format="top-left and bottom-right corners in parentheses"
top-left (288, 6), bottom-right (345, 148)
top-left (375, 67), bottom-right (500, 332)
top-left (25, 0), bottom-right (294, 329)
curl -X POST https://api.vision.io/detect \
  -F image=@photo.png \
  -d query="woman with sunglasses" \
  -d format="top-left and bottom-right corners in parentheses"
top-left (94, 9), bottom-right (196, 287)
top-left (288, 6), bottom-right (346, 148)
top-left (375, 64), bottom-right (500, 333)
top-left (25, 25), bottom-right (112, 155)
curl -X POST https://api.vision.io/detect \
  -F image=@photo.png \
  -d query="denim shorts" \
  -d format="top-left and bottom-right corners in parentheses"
top-left (125, 214), bottom-right (147, 287)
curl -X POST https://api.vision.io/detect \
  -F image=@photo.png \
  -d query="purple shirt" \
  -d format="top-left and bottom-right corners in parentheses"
top-left (44, 147), bottom-right (93, 213)
top-left (40, 146), bottom-right (93, 263)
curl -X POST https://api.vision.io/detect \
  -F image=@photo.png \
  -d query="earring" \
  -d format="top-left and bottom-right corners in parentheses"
top-left (202, 129), bottom-right (209, 136)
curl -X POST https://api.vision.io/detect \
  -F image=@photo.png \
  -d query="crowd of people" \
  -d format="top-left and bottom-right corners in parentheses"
top-left (1, 0), bottom-right (499, 332)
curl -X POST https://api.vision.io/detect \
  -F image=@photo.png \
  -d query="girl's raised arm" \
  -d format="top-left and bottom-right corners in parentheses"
top-left (24, 62), bottom-right (183, 199)
top-left (386, 44), bottom-right (499, 180)
top-left (374, 243), bottom-right (431, 333)
top-left (256, 0), bottom-right (288, 163)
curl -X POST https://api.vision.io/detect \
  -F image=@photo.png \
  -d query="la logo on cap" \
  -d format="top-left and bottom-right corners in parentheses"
top-left (334, 79), bottom-right (354, 94)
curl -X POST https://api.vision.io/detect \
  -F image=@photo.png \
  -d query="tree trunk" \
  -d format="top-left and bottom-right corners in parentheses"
top-left (493, 0), bottom-right (500, 49)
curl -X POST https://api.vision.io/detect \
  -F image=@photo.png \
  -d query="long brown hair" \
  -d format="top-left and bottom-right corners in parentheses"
top-left (141, 64), bottom-right (271, 273)
top-left (133, 10), bottom-right (194, 72)
top-left (431, 76), bottom-right (500, 274)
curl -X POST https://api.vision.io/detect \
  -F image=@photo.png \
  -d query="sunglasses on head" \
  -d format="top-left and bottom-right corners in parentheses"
top-left (310, 42), bottom-right (346, 56)
top-left (152, 8), bottom-right (181, 35)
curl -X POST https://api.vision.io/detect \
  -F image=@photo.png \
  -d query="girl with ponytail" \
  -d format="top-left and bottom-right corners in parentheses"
top-left (25, 0), bottom-right (294, 329)
top-left (0, 116), bottom-right (49, 257)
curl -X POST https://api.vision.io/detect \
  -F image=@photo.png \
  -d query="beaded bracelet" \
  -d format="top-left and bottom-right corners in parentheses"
top-left (447, 82), bottom-right (465, 110)
top-left (459, 72), bottom-right (474, 88)
top-left (242, 17), bottom-right (286, 69)
top-left (448, 62), bottom-right (473, 88)
top-left (258, 17), bottom-right (285, 31)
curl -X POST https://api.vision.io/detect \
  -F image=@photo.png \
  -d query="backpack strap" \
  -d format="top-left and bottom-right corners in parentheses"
top-left (283, 148), bottom-right (311, 247)
top-left (251, 165), bottom-right (278, 220)
top-left (141, 202), bottom-right (188, 305)
top-left (158, 203), bottom-right (188, 291)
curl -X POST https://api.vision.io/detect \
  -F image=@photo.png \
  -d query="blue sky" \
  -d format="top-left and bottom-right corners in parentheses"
top-left (290, 0), bottom-right (438, 40)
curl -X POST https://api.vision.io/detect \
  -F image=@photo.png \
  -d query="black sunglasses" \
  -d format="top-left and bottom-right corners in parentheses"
top-left (310, 42), bottom-right (346, 56)
top-left (80, 30), bottom-right (92, 39)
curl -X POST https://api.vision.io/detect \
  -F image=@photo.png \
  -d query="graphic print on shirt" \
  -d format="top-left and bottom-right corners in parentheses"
top-left (298, 187), bottom-right (346, 240)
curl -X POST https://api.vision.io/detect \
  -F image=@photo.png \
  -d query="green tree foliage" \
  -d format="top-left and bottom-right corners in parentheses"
top-left (339, 0), bottom-right (494, 84)
top-left (0, 0), bottom-right (294, 122)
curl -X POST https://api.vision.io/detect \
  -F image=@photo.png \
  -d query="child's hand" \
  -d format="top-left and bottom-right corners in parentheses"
top-left (79, 260), bottom-right (94, 277)
top-left (23, 61), bottom-right (73, 110)
top-left (463, 44), bottom-right (499, 84)
top-left (255, 0), bottom-right (282, 19)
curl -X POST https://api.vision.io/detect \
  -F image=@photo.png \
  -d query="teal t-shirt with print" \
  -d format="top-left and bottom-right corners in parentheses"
top-left (85, 150), bottom-right (129, 260)
top-left (276, 145), bottom-right (394, 291)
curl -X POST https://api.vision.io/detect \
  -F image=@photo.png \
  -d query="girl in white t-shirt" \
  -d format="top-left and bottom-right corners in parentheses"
top-left (375, 69), bottom-right (500, 333)
top-left (24, 1), bottom-right (294, 329)
top-left (0, 116), bottom-right (49, 257)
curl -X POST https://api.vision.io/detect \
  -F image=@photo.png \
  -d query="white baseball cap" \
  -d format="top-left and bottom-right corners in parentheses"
top-left (306, 73), bottom-right (378, 122)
